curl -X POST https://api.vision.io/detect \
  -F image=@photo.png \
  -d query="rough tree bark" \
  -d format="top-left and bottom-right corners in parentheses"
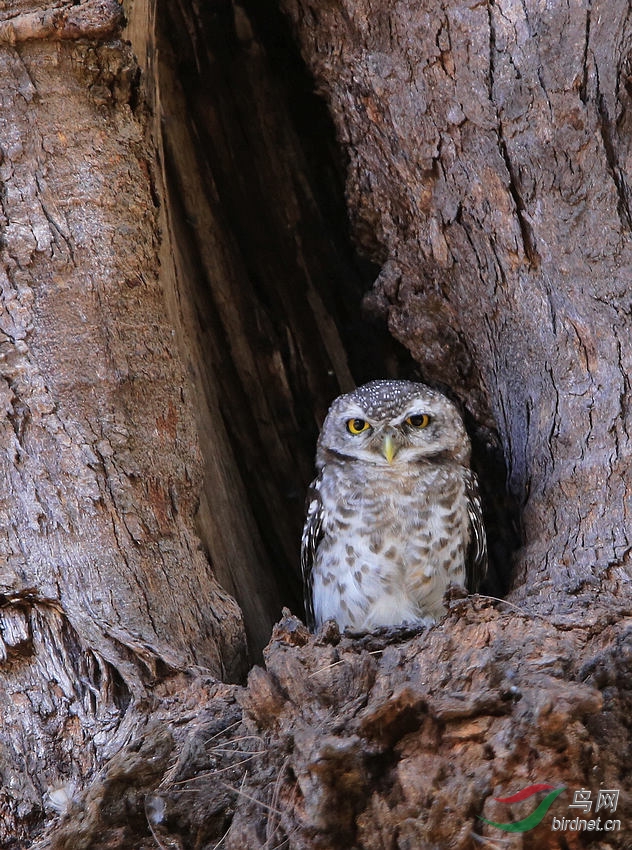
top-left (279, 0), bottom-right (632, 607)
top-left (3, 0), bottom-right (632, 849)
top-left (0, 0), bottom-right (384, 845)
top-left (247, 0), bottom-right (630, 845)
top-left (0, 0), bottom-right (248, 843)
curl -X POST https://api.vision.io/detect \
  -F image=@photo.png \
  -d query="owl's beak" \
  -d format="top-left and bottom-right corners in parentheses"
top-left (381, 433), bottom-right (398, 464)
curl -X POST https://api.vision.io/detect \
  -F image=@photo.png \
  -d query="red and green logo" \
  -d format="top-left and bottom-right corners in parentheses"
top-left (480, 783), bottom-right (567, 832)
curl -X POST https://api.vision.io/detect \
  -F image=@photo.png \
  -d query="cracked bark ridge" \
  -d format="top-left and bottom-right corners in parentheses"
top-left (279, 0), bottom-right (632, 607)
top-left (0, 1), bottom-right (124, 44)
top-left (0, 5), bottom-right (246, 842)
top-left (33, 612), bottom-right (632, 850)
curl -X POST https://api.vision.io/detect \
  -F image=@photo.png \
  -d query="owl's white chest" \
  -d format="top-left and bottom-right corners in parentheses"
top-left (312, 461), bottom-right (470, 630)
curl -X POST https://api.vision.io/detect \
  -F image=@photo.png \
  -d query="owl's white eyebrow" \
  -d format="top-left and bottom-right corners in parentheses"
top-left (345, 407), bottom-right (372, 419)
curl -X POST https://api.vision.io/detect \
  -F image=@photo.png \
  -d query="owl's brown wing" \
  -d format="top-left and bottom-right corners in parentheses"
top-left (465, 469), bottom-right (487, 592)
top-left (300, 470), bottom-right (325, 630)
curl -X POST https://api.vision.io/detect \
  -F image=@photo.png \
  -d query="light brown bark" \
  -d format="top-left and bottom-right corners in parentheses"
top-left (0, 1), bottom-right (245, 841)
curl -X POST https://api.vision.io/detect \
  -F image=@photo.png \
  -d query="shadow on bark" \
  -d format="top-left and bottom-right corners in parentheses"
top-left (156, 0), bottom-right (518, 658)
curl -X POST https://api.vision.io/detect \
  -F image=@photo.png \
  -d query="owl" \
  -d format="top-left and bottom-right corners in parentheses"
top-left (301, 380), bottom-right (486, 631)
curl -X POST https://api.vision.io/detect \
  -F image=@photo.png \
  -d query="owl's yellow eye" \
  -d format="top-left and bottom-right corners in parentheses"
top-left (346, 418), bottom-right (371, 435)
top-left (405, 413), bottom-right (431, 429)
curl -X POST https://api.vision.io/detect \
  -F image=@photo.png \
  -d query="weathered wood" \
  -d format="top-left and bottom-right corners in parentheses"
top-left (0, 1), bottom-right (246, 840)
top-left (278, 0), bottom-right (632, 612)
top-left (32, 610), bottom-right (632, 849)
top-left (6, 0), bottom-right (632, 847)
top-left (0, 0), bottom-right (390, 842)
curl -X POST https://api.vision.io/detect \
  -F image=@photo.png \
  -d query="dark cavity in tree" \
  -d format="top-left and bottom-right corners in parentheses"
top-left (158, 0), bottom-right (516, 651)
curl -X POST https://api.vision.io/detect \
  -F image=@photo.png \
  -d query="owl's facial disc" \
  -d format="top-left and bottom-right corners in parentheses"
top-left (334, 414), bottom-right (440, 466)
top-left (344, 407), bottom-right (459, 466)
top-left (315, 380), bottom-right (472, 469)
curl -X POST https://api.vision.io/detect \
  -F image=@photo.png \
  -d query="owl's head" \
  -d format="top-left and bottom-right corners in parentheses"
top-left (316, 380), bottom-right (471, 469)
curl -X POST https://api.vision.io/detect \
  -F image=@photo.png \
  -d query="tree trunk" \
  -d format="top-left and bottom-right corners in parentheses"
top-left (152, 0), bottom-right (359, 656)
top-left (0, 0), bottom-right (247, 842)
top-left (278, 0), bottom-right (632, 611)
top-left (4, 0), bottom-right (632, 849)
top-left (0, 0), bottom-right (383, 844)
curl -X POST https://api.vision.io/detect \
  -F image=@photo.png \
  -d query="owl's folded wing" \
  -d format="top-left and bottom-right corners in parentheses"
top-left (465, 468), bottom-right (487, 592)
top-left (300, 471), bottom-right (325, 630)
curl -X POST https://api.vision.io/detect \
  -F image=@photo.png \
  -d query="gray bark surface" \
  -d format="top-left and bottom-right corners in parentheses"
top-left (0, 2), bottom-right (245, 841)
top-left (279, 0), bottom-right (632, 611)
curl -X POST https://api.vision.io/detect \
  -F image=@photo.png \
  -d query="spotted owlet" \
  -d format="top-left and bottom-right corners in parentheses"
top-left (301, 379), bottom-right (487, 631)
